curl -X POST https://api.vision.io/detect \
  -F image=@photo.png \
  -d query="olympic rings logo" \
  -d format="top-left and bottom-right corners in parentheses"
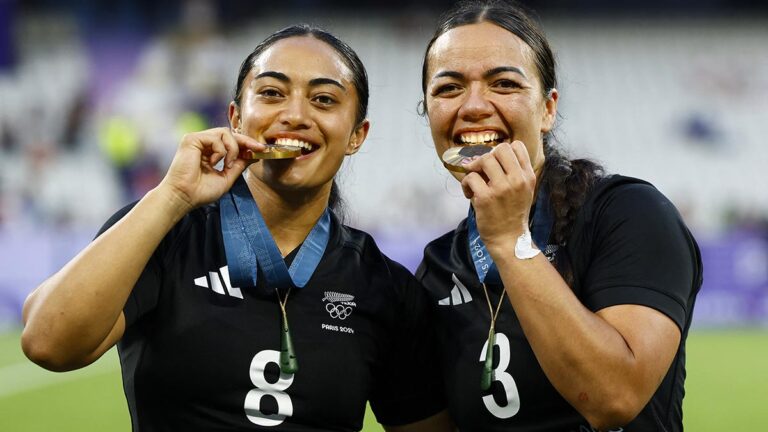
top-left (325, 303), bottom-right (353, 320)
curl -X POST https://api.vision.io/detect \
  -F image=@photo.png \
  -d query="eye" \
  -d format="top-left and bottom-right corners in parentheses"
top-left (312, 94), bottom-right (337, 106)
top-left (258, 88), bottom-right (283, 98)
top-left (432, 83), bottom-right (462, 97)
top-left (492, 79), bottom-right (522, 90)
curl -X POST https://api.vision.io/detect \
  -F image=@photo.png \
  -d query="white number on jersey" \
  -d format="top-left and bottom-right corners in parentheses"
top-left (244, 350), bottom-right (295, 426)
top-left (479, 332), bottom-right (521, 418)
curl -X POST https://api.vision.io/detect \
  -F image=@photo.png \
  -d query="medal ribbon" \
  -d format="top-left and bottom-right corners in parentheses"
top-left (467, 187), bottom-right (554, 284)
top-left (220, 175), bottom-right (331, 290)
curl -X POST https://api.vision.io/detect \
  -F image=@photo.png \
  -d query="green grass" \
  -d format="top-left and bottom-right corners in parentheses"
top-left (683, 329), bottom-right (768, 430)
top-left (2, 329), bottom-right (766, 431)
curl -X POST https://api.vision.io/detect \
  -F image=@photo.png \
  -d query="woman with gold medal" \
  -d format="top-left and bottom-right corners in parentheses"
top-left (417, 1), bottom-right (702, 431)
top-left (22, 24), bottom-right (453, 432)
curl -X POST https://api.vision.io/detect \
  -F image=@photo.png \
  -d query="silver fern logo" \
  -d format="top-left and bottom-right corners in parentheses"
top-left (544, 244), bottom-right (559, 262)
top-left (322, 291), bottom-right (356, 320)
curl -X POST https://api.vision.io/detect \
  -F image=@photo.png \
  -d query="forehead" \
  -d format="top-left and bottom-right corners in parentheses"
top-left (251, 36), bottom-right (353, 83)
top-left (427, 22), bottom-right (535, 78)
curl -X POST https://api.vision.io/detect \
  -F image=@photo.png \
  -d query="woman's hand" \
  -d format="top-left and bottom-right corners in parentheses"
top-left (21, 128), bottom-right (265, 371)
top-left (460, 141), bottom-right (537, 253)
top-left (159, 127), bottom-right (265, 212)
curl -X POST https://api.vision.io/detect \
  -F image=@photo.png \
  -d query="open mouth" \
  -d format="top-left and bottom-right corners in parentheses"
top-left (453, 131), bottom-right (507, 147)
top-left (271, 137), bottom-right (319, 156)
top-left (442, 131), bottom-right (508, 173)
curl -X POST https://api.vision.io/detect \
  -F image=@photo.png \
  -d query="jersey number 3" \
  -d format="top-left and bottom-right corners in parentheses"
top-left (244, 350), bottom-right (295, 426)
top-left (479, 332), bottom-right (521, 418)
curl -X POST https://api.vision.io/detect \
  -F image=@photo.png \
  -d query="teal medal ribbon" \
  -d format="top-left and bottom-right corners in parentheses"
top-left (220, 175), bottom-right (331, 373)
top-left (469, 187), bottom-right (554, 390)
top-left (467, 187), bottom-right (553, 284)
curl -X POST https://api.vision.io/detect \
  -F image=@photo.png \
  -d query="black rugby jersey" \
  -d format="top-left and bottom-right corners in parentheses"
top-left (99, 203), bottom-right (444, 431)
top-left (417, 175), bottom-right (702, 432)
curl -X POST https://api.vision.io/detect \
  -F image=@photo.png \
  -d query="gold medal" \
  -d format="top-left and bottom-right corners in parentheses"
top-left (442, 145), bottom-right (495, 173)
top-left (248, 144), bottom-right (302, 160)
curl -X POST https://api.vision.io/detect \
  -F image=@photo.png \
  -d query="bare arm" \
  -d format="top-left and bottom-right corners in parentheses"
top-left (21, 129), bottom-right (264, 371)
top-left (383, 410), bottom-right (456, 432)
top-left (462, 142), bottom-right (681, 430)
top-left (491, 251), bottom-right (679, 429)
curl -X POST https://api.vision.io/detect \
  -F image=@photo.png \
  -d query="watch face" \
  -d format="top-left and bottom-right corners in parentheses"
top-left (442, 145), bottom-right (494, 173)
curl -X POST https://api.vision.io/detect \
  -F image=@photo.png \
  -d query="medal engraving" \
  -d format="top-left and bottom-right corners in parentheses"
top-left (442, 145), bottom-right (495, 173)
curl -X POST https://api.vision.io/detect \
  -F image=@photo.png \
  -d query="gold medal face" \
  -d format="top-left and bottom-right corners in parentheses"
top-left (441, 145), bottom-right (495, 173)
top-left (248, 144), bottom-right (302, 160)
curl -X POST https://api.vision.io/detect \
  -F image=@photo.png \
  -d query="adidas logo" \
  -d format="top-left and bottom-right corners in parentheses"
top-left (438, 274), bottom-right (473, 306)
top-left (194, 266), bottom-right (243, 299)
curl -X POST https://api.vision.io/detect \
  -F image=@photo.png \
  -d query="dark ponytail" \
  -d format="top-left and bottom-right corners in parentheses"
top-left (542, 142), bottom-right (604, 247)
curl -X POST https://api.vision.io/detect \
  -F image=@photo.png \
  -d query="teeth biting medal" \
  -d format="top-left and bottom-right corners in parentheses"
top-left (442, 144), bottom-right (496, 173)
top-left (247, 138), bottom-right (312, 159)
top-left (442, 131), bottom-right (505, 173)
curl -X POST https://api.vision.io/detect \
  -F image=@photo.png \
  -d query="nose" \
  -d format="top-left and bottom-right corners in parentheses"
top-left (279, 97), bottom-right (312, 129)
top-left (458, 83), bottom-right (493, 122)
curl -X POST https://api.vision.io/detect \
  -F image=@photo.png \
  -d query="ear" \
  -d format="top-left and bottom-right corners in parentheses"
top-left (346, 119), bottom-right (370, 155)
top-left (228, 101), bottom-right (241, 132)
top-left (541, 88), bottom-right (558, 133)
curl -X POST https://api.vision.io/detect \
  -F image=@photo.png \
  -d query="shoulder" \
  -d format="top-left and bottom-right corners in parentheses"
top-left (424, 228), bottom-right (458, 256)
top-left (416, 220), bottom-right (468, 284)
top-left (97, 201), bottom-right (219, 261)
top-left (422, 219), bottom-right (467, 264)
top-left (98, 200), bottom-right (216, 235)
top-left (573, 174), bottom-right (692, 238)
top-left (334, 221), bottom-right (413, 282)
top-left (579, 175), bottom-right (670, 222)
top-left (571, 175), bottom-right (692, 242)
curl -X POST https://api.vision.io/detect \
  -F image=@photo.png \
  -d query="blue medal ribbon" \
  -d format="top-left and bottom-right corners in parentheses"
top-left (220, 175), bottom-right (331, 291)
top-left (467, 187), bottom-right (554, 284)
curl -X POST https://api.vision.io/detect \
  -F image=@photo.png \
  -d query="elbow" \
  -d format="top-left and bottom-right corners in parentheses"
top-left (21, 287), bottom-right (92, 372)
top-left (582, 393), bottom-right (644, 431)
top-left (21, 326), bottom-right (85, 372)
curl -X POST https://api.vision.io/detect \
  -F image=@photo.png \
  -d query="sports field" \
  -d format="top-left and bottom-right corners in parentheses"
top-left (1, 329), bottom-right (766, 431)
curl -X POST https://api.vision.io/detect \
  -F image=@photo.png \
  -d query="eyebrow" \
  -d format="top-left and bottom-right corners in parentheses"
top-left (254, 71), bottom-right (346, 91)
top-left (484, 66), bottom-right (527, 79)
top-left (309, 77), bottom-right (346, 91)
top-left (432, 70), bottom-right (464, 81)
top-left (255, 71), bottom-right (289, 82)
top-left (432, 66), bottom-right (527, 81)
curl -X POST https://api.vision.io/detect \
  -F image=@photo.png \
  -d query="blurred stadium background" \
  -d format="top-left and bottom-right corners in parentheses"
top-left (0, 0), bottom-right (767, 430)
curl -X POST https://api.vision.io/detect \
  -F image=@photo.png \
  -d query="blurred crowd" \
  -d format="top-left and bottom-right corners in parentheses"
top-left (0, 0), bottom-right (766, 235)
top-left (0, 1), bottom-right (234, 230)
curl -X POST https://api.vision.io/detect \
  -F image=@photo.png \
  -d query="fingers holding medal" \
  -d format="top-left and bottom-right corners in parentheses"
top-left (459, 141), bottom-right (537, 247)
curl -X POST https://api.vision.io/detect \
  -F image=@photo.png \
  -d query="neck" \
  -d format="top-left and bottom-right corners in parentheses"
top-left (244, 173), bottom-right (331, 257)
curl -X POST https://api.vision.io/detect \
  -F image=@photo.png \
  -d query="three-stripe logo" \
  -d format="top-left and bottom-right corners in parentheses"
top-left (194, 266), bottom-right (243, 299)
top-left (438, 273), bottom-right (473, 306)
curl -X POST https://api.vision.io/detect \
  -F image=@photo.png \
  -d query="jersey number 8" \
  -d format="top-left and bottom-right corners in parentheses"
top-left (245, 350), bottom-right (295, 426)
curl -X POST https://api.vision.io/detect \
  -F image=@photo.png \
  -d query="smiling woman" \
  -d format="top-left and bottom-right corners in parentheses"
top-left (19, 24), bottom-right (453, 432)
top-left (416, 1), bottom-right (703, 431)
top-left (229, 34), bottom-right (367, 207)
